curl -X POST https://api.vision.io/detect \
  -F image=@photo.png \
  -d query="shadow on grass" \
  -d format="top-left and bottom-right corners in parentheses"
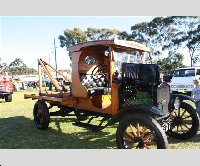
top-left (0, 116), bottom-right (117, 149)
top-left (167, 131), bottom-right (200, 144)
top-left (1, 116), bottom-right (200, 149)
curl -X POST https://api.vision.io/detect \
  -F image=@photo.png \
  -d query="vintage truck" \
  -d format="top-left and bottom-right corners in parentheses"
top-left (24, 39), bottom-right (199, 149)
top-left (0, 76), bottom-right (14, 102)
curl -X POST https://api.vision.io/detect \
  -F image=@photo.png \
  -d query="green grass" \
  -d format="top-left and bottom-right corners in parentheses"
top-left (0, 91), bottom-right (200, 149)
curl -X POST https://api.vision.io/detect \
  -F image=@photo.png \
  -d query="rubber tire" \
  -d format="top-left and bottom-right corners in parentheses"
top-left (33, 100), bottom-right (50, 130)
top-left (116, 113), bottom-right (169, 149)
top-left (5, 94), bottom-right (12, 102)
top-left (166, 102), bottom-right (199, 140)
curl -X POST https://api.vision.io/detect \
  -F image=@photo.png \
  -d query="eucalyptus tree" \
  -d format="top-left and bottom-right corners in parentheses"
top-left (8, 58), bottom-right (37, 75)
top-left (86, 27), bottom-right (121, 40)
top-left (157, 52), bottom-right (185, 74)
top-left (167, 16), bottom-right (200, 66)
top-left (59, 28), bottom-right (88, 50)
top-left (130, 17), bottom-right (176, 59)
top-left (130, 16), bottom-right (200, 67)
top-left (59, 27), bottom-right (122, 60)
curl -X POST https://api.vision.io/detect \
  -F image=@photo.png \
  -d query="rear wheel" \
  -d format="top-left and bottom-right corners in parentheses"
top-left (116, 113), bottom-right (168, 149)
top-left (33, 100), bottom-right (50, 130)
top-left (5, 94), bottom-right (12, 102)
top-left (166, 102), bottom-right (199, 140)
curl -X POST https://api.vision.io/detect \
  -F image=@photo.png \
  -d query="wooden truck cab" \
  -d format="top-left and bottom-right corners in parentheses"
top-left (69, 39), bottom-right (150, 115)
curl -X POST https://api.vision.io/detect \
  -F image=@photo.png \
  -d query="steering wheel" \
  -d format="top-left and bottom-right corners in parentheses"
top-left (91, 64), bottom-right (108, 76)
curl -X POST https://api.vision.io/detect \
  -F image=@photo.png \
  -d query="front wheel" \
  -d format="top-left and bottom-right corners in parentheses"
top-left (5, 94), bottom-right (12, 102)
top-left (116, 113), bottom-right (168, 149)
top-left (33, 100), bottom-right (50, 130)
top-left (166, 102), bottom-right (199, 140)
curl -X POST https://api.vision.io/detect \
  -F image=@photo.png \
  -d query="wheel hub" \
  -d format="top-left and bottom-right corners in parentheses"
top-left (133, 137), bottom-right (144, 148)
top-left (35, 108), bottom-right (43, 124)
top-left (174, 116), bottom-right (183, 125)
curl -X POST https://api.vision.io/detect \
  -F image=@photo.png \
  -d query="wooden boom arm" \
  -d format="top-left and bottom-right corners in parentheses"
top-left (39, 58), bottom-right (71, 82)
top-left (38, 58), bottom-right (71, 93)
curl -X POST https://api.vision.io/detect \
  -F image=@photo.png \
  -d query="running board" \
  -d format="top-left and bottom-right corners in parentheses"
top-left (73, 122), bottom-right (104, 132)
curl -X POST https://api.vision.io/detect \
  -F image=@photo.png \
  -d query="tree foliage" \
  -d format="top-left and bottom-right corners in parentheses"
top-left (58, 16), bottom-right (200, 68)
top-left (129, 16), bottom-right (200, 67)
top-left (1, 58), bottom-right (37, 75)
top-left (130, 17), bottom-right (176, 57)
top-left (85, 27), bottom-right (121, 40)
top-left (59, 27), bottom-right (122, 59)
top-left (59, 27), bottom-right (122, 48)
top-left (59, 28), bottom-right (88, 50)
top-left (157, 52), bottom-right (185, 74)
top-left (168, 16), bottom-right (200, 66)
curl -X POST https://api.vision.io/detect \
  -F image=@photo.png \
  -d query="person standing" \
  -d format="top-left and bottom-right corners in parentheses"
top-left (32, 81), bottom-right (37, 91)
top-left (191, 79), bottom-right (200, 117)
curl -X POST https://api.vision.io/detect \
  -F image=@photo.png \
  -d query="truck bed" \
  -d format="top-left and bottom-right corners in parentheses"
top-left (24, 92), bottom-right (75, 106)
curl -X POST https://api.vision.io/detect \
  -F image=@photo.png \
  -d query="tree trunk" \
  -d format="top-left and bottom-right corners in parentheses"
top-left (189, 48), bottom-right (195, 67)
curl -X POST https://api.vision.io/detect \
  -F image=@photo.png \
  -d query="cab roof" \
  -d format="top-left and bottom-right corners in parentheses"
top-left (69, 39), bottom-right (150, 53)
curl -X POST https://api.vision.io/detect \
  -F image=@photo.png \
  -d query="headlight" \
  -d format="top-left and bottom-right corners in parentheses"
top-left (174, 97), bottom-right (180, 109)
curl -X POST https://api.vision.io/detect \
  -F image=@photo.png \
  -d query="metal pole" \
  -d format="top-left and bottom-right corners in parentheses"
top-left (54, 38), bottom-right (58, 78)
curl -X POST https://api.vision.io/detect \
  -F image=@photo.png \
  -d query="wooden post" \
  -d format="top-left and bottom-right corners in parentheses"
top-left (109, 46), bottom-right (119, 115)
top-left (38, 62), bottom-right (43, 94)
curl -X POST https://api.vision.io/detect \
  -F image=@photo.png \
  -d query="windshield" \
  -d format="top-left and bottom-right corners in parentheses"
top-left (114, 48), bottom-right (142, 71)
top-left (173, 68), bottom-right (195, 77)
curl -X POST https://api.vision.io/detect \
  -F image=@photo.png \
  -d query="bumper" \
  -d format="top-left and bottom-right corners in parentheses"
top-left (0, 91), bottom-right (12, 95)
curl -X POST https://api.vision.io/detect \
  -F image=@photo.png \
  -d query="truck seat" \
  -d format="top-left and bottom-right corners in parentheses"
top-left (80, 74), bottom-right (111, 96)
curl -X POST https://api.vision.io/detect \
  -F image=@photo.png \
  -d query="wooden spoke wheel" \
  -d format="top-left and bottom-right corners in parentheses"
top-left (33, 100), bottom-right (50, 130)
top-left (116, 113), bottom-right (168, 149)
top-left (166, 102), bottom-right (199, 140)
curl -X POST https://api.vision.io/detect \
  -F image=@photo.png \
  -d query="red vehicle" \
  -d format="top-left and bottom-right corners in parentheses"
top-left (0, 76), bottom-right (14, 102)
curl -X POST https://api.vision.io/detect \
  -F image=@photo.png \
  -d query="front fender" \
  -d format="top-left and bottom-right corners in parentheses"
top-left (108, 104), bottom-right (169, 125)
top-left (171, 94), bottom-right (195, 102)
top-left (169, 94), bottom-right (195, 112)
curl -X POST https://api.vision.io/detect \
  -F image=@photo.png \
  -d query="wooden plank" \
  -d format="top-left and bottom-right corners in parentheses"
top-left (76, 97), bottom-right (112, 114)
top-left (24, 94), bottom-right (63, 102)
top-left (24, 94), bottom-right (39, 99)
top-left (110, 46), bottom-right (120, 116)
top-left (71, 51), bottom-right (88, 98)
top-left (24, 93), bottom-right (75, 106)
top-left (38, 64), bottom-right (42, 93)
top-left (39, 92), bottom-right (71, 98)
top-left (69, 40), bottom-right (112, 52)
top-left (69, 39), bottom-right (150, 53)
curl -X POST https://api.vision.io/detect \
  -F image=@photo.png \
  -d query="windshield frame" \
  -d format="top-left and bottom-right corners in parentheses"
top-left (113, 48), bottom-right (148, 72)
